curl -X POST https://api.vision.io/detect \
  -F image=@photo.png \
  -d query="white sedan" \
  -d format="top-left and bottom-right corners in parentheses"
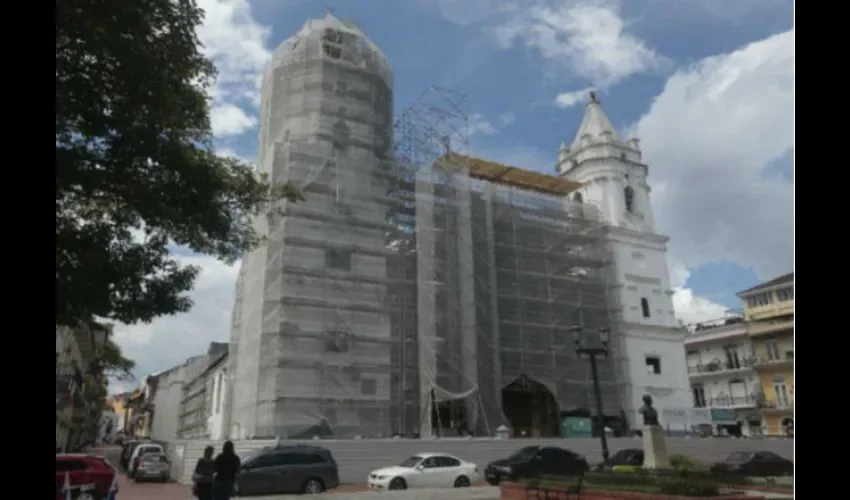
top-left (367, 453), bottom-right (481, 491)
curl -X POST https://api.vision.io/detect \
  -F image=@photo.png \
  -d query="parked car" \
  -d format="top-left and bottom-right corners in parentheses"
top-left (56, 454), bottom-right (118, 500)
top-left (367, 453), bottom-right (481, 491)
top-left (129, 443), bottom-right (165, 478)
top-left (119, 440), bottom-right (143, 469)
top-left (484, 445), bottom-right (589, 485)
top-left (595, 448), bottom-right (644, 471)
top-left (133, 452), bottom-right (171, 483)
top-left (709, 451), bottom-right (793, 477)
top-left (234, 444), bottom-right (340, 496)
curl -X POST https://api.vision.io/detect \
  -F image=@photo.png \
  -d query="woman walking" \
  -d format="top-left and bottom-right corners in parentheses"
top-left (193, 446), bottom-right (215, 500)
top-left (213, 440), bottom-right (241, 500)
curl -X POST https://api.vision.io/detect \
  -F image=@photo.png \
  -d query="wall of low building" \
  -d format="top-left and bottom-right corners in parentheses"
top-left (164, 437), bottom-right (795, 485)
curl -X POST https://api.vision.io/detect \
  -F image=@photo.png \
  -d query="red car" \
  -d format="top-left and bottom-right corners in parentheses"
top-left (56, 454), bottom-right (118, 500)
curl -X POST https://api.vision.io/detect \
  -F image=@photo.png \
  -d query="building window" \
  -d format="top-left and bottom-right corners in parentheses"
top-left (573, 192), bottom-right (583, 204)
top-left (692, 385), bottom-right (706, 408)
top-left (640, 298), bottom-right (651, 318)
top-left (624, 186), bottom-right (635, 213)
top-left (360, 378), bottom-right (377, 396)
top-left (724, 346), bottom-right (741, 369)
top-left (325, 248), bottom-right (352, 270)
top-left (776, 287), bottom-right (794, 301)
top-left (215, 371), bottom-right (224, 414)
top-left (773, 378), bottom-right (789, 407)
top-left (645, 355), bottom-right (662, 375)
top-left (325, 331), bottom-right (350, 353)
top-left (765, 339), bottom-right (780, 361)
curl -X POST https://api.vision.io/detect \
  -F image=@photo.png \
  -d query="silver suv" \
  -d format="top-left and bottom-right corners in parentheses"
top-left (234, 445), bottom-right (340, 496)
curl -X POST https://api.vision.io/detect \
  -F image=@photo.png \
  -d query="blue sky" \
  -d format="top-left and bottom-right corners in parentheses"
top-left (110, 0), bottom-right (794, 392)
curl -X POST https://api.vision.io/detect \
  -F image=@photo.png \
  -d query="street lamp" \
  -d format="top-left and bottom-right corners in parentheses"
top-left (570, 325), bottom-right (611, 462)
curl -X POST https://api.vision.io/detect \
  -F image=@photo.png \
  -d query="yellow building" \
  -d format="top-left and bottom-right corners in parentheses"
top-left (737, 272), bottom-right (794, 436)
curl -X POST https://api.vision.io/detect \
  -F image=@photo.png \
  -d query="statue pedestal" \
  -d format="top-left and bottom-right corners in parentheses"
top-left (642, 425), bottom-right (670, 469)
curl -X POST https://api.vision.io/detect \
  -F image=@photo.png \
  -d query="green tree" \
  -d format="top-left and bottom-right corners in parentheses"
top-left (100, 338), bottom-right (137, 382)
top-left (56, 0), bottom-right (302, 327)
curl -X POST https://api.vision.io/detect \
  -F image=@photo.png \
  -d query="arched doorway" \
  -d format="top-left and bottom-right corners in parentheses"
top-left (502, 374), bottom-right (559, 437)
top-left (780, 417), bottom-right (794, 437)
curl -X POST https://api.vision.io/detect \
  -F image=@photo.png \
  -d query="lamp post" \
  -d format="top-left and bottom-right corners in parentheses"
top-left (571, 325), bottom-right (611, 462)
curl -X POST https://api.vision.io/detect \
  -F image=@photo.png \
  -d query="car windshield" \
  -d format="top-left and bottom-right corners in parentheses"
top-left (726, 452), bottom-right (754, 462)
top-left (609, 450), bottom-right (634, 463)
top-left (399, 456), bottom-right (423, 467)
top-left (507, 446), bottom-right (538, 461)
top-left (142, 454), bottom-right (167, 463)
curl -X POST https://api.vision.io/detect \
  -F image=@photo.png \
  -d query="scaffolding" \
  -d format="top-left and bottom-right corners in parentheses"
top-left (401, 89), bottom-right (626, 438)
top-left (227, 13), bottom-right (625, 440)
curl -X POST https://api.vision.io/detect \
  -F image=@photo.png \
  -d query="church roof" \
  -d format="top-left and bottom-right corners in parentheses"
top-left (570, 92), bottom-right (621, 150)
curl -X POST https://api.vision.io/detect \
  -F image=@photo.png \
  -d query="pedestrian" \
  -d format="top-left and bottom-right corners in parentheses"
top-left (213, 440), bottom-right (240, 500)
top-left (193, 446), bottom-right (215, 500)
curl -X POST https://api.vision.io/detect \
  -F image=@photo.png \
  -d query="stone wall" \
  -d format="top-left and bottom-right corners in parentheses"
top-left (165, 437), bottom-right (793, 485)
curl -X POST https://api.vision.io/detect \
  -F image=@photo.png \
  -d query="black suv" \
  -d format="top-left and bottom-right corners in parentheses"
top-left (484, 445), bottom-right (589, 485)
top-left (234, 444), bottom-right (340, 496)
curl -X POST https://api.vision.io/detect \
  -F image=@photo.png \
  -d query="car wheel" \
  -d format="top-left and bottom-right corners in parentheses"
top-left (389, 477), bottom-right (407, 490)
top-left (454, 475), bottom-right (471, 488)
top-left (486, 476), bottom-right (501, 486)
top-left (301, 478), bottom-right (325, 494)
top-left (77, 492), bottom-right (100, 500)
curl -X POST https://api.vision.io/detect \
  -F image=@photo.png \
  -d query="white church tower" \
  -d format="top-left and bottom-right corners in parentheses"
top-left (558, 92), bottom-right (692, 433)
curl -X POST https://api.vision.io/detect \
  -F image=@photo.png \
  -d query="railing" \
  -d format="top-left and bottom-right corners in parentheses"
top-left (758, 399), bottom-right (793, 410)
top-left (748, 317), bottom-right (794, 336)
top-left (707, 395), bottom-right (759, 408)
top-left (753, 351), bottom-right (794, 366)
top-left (687, 358), bottom-right (755, 375)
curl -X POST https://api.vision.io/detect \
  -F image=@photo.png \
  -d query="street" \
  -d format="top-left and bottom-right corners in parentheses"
top-left (94, 446), bottom-right (372, 499)
top-left (97, 446), bottom-right (191, 500)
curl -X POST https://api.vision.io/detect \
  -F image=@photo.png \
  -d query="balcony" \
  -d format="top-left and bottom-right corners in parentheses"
top-left (753, 351), bottom-right (794, 370)
top-left (758, 399), bottom-right (794, 414)
top-left (687, 358), bottom-right (755, 378)
top-left (749, 317), bottom-right (794, 337)
top-left (698, 395), bottom-right (759, 409)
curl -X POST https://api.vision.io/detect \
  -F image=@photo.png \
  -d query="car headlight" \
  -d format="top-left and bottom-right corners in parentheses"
top-left (499, 466), bottom-right (513, 474)
top-left (374, 475), bottom-right (387, 480)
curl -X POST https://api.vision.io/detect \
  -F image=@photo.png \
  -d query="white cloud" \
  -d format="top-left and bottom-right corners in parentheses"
top-left (197, 0), bottom-right (272, 137)
top-left (555, 87), bottom-right (594, 109)
top-left (210, 103), bottom-right (257, 137)
top-left (468, 114), bottom-right (497, 135)
top-left (499, 112), bottom-right (516, 126)
top-left (632, 29), bottom-right (794, 279)
top-left (491, 0), bottom-right (667, 87)
top-left (109, 255), bottom-right (239, 394)
top-left (668, 261), bottom-right (729, 325)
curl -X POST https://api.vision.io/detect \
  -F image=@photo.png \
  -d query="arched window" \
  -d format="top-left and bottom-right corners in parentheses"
top-left (640, 297), bottom-right (651, 318)
top-left (572, 192), bottom-right (583, 203)
top-left (624, 185), bottom-right (635, 213)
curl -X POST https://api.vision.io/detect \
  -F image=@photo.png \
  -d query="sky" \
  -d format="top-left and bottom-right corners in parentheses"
top-left (109, 0), bottom-right (794, 394)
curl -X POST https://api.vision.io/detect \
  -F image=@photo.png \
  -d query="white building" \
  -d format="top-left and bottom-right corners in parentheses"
top-left (178, 350), bottom-right (229, 440)
top-left (684, 315), bottom-right (764, 437)
top-left (558, 92), bottom-right (692, 432)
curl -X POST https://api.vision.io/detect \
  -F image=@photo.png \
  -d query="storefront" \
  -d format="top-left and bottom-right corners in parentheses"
top-left (710, 409), bottom-right (741, 436)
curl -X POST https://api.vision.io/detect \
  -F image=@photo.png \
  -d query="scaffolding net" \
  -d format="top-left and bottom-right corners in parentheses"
top-left (227, 13), bottom-right (626, 440)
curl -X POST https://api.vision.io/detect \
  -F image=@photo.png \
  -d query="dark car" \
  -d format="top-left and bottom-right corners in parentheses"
top-left (119, 440), bottom-right (143, 469)
top-left (234, 444), bottom-right (340, 496)
top-left (595, 448), bottom-right (644, 471)
top-left (709, 451), bottom-right (793, 477)
top-left (484, 445), bottom-right (589, 485)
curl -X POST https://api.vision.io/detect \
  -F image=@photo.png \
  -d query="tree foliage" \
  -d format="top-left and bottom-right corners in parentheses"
top-left (56, 0), bottom-right (302, 327)
top-left (101, 338), bottom-right (136, 382)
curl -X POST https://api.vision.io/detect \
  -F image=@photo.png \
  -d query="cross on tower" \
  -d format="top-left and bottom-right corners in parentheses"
top-left (323, 6), bottom-right (335, 16)
top-left (588, 84), bottom-right (599, 103)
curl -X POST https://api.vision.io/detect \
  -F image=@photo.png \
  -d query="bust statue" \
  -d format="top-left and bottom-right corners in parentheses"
top-left (639, 394), bottom-right (659, 426)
